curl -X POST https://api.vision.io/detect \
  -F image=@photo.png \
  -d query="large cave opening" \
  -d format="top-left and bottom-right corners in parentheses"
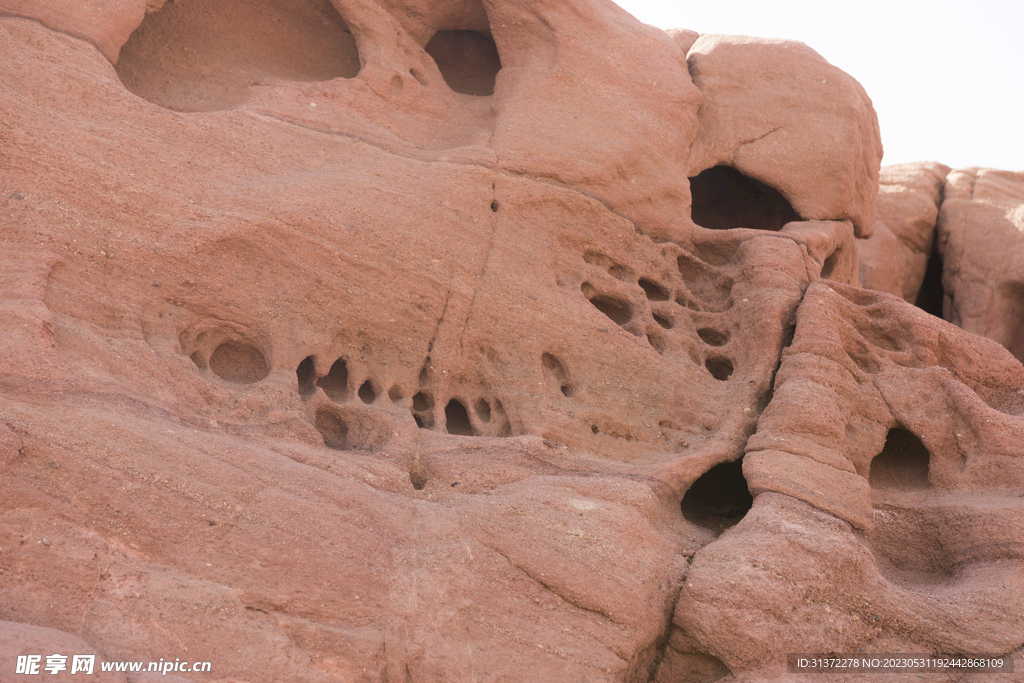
top-left (689, 165), bottom-right (801, 232)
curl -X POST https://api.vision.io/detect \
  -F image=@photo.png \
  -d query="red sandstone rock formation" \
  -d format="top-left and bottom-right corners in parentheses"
top-left (1, 0), bottom-right (1022, 681)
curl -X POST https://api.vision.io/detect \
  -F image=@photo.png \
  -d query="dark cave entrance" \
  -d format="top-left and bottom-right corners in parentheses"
top-left (689, 165), bottom-right (801, 232)
top-left (681, 457), bottom-right (754, 534)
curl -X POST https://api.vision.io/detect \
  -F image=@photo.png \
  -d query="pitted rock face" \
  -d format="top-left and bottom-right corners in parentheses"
top-left (1, 0), bottom-right (1022, 680)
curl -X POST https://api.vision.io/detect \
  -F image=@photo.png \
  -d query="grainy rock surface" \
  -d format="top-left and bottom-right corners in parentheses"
top-left (1, 0), bottom-right (1022, 681)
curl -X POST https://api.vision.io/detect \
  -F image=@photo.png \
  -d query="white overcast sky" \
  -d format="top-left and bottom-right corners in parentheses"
top-left (612, 0), bottom-right (1023, 172)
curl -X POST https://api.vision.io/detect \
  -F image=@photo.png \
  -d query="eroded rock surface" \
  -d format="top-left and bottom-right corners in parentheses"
top-left (1, 0), bottom-right (1022, 681)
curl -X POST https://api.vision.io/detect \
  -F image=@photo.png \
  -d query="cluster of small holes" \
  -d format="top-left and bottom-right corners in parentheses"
top-left (581, 250), bottom-right (738, 375)
top-left (296, 355), bottom-right (514, 446)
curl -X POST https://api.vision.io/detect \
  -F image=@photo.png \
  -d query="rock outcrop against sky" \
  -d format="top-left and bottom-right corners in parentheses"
top-left (1, 0), bottom-right (1022, 680)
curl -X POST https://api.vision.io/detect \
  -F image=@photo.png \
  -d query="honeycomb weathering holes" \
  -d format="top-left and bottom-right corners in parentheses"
top-left (208, 341), bottom-right (269, 384)
top-left (424, 30), bottom-right (501, 97)
top-left (681, 457), bottom-right (753, 534)
top-left (869, 428), bottom-right (931, 491)
top-left (115, 0), bottom-right (361, 112)
top-left (689, 165), bottom-right (801, 232)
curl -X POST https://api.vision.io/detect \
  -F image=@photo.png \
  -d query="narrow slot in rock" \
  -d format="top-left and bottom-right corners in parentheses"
top-left (209, 341), bottom-right (269, 384)
top-left (705, 357), bottom-right (734, 381)
top-left (358, 380), bottom-right (377, 404)
top-left (869, 428), bottom-right (930, 491)
top-left (297, 356), bottom-right (316, 398)
top-left (689, 165), bottom-right (801, 232)
top-left (445, 399), bottom-right (474, 436)
top-left (681, 458), bottom-right (753, 534)
top-left (317, 359), bottom-right (350, 402)
top-left (476, 398), bottom-right (492, 423)
top-left (914, 249), bottom-right (945, 319)
top-left (653, 312), bottom-right (674, 329)
top-left (424, 30), bottom-right (501, 96)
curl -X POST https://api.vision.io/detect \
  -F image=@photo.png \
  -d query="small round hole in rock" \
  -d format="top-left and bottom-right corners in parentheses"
top-left (317, 359), bottom-right (349, 401)
top-left (445, 399), bottom-right (474, 436)
top-left (639, 278), bottom-right (670, 301)
top-left (681, 458), bottom-right (753, 534)
top-left (358, 380), bottom-right (377, 404)
top-left (705, 357), bottom-right (734, 381)
top-left (697, 328), bottom-right (729, 346)
top-left (297, 356), bottom-right (316, 398)
top-left (490, 200), bottom-right (499, 212)
top-left (208, 341), bottom-right (269, 384)
top-left (869, 428), bottom-right (930, 491)
top-left (388, 385), bottom-right (404, 402)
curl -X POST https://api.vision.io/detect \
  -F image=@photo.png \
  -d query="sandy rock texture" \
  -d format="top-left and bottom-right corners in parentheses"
top-left (1, 0), bottom-right (1022, 681)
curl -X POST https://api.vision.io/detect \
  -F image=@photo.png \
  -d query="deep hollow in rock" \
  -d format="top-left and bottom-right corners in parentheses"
top-left (705, 356), bottom-right (734, 381)
top-left (697, 327), bottom-right (729, 347)
top-left (647, 332), bottom-right (666, 355)
top-left (412, 391), bottom-right (433, 412)
top-left (424, 30), bottom-right (501, 96)
top-left (639, 277), bottom-right (670, 301)
top-left (445, 399), bottom-right (474, 435)
top-left (296, 356), bottom-right (316, 398)
top-left (681, 457), bottom-right (753, 534)
top-left (358, 380), bottom-right (377, 404)
top-left (316, 359), bottom-right (349, 402)
top-left (689, 165), bottom-right (801, 232)
top-left (653, 312), bottom-right (673, 329)
top-left (869, 428), bottom-right (930, 491)
top-left (115, 0), bottom-right (361, 112)
top-left (314, 407), bottom-right (349, 450)
top-left (584, 289), bottom-right (632, 326)
top-left (208, 341), bottom-right (269, 384)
